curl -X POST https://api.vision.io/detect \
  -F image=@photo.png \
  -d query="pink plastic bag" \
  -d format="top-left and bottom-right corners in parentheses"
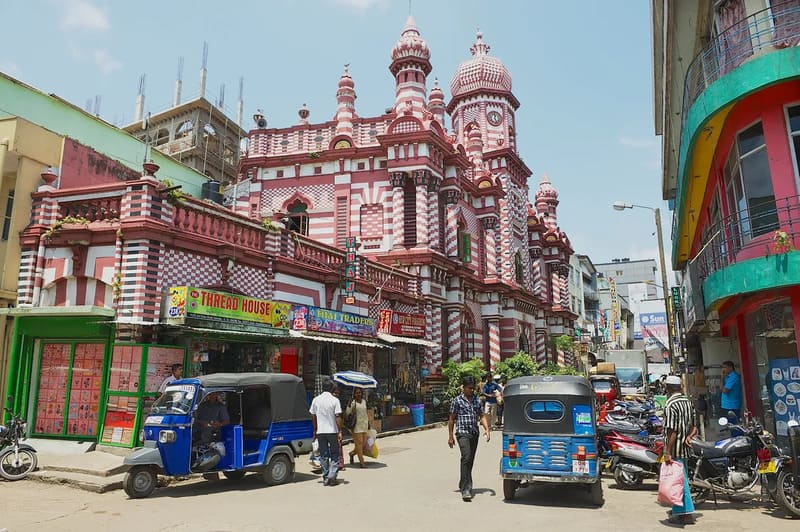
top-left (657, 461), bottom-right (685, 506)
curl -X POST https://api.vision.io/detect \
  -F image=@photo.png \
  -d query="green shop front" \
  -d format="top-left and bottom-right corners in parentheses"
top-left (159, 286), bottom-right (297, 376)
top-left (3, 307), bottom-right (185, 448)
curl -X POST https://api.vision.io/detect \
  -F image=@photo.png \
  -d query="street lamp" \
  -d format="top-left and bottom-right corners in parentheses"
top-left (612, 201), bottom-right (677, 374)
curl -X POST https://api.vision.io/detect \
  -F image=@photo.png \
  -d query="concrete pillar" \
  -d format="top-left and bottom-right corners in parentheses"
top-left (413, 170), bottom-right (429, 247)
top-left (390, 172), bottom-right (405, 249)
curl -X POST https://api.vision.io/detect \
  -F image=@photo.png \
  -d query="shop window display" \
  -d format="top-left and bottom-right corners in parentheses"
top-left (745, 299), bottom-right (799, 440)
top-left (34, 342), bottom-right (104, 438)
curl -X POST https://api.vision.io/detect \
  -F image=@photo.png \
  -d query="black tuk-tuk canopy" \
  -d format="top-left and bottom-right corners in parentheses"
top-left (502, 375), bottom-right (595, 435)
top-left (196, 373), bottom-right (311, 423)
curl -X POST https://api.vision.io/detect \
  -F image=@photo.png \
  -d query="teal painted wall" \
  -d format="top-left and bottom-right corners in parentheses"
top-left (673, 47), bottom-right (800, 264)
top-left (0, 74), bottom-right (206, 197)
top-left (703, 251), bottom-right (800, 309)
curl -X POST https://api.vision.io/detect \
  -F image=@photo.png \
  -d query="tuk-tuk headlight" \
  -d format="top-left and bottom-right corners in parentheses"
top-left (158, 430), bottom-right (177, 444)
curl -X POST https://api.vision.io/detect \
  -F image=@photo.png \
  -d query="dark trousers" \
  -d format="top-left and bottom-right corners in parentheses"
top-left (457, 433), bottom-right (479, 493)
top-left (317, 433), bottom-right (340, 481)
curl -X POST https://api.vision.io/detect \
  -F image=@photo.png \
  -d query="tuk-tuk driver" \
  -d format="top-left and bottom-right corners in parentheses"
top-left (448, 375), bottom-right (491, 502)
top-left (195, 391), bottom-right (230, 443)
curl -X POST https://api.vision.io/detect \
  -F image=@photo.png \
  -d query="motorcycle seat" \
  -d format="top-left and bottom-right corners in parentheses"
top-left (691, 439), bottom-right (725, 458)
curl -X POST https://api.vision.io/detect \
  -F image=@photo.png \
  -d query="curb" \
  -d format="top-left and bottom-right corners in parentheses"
top-left (343, 421), bottom-right (447, 444)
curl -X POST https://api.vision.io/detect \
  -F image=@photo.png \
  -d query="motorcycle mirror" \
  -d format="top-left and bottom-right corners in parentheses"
top-left (718, 417), bottom-right (729, 427)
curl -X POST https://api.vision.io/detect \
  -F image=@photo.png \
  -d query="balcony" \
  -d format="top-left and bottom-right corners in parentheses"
top-left (681, 1), bottom-right (800, 132)
top-left (693, 194), bottom-right (800, 307)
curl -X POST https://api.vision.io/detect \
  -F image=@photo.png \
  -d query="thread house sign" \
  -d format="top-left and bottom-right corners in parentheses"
top-left (166, 286), bottom-right (291, 328)
top-left (377, 309), bottom-right (426, 337)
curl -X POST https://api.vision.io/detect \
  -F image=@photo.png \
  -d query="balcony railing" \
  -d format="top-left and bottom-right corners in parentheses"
top-left (681, 1), bottom-right (800, 132)
top-left (693, 194), bottom-right (800, 282)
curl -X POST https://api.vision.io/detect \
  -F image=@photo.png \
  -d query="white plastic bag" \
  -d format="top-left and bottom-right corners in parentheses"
top-left (363, 429), bottom-right (378, 455)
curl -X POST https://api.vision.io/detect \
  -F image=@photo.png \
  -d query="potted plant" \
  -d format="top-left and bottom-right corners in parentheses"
top-left (773, 229), bottom-right (794, 254)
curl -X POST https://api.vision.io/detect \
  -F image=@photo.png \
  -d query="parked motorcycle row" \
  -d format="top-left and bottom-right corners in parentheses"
top-left (0, 395), bottom-right (38, 480)
top-left (596, 397), bottom-right (800, 519)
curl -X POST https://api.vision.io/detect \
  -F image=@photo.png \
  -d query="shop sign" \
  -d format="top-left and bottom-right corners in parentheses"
top-left (377, 309), bottom-right (426, 337)
top-left (291, 305), bottom-right (376, 337)
top-left (166, 286), bottom-right (291, 328)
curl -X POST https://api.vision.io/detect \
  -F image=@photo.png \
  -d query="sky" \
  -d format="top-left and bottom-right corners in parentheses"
top-left (0, 0), bottom-right (671, 270)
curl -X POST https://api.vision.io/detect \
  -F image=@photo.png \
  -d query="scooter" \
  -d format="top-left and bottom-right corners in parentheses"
top-left (0, 396), bottom-right (38, 481)
top-left (608, 436), bottom-right (664, 489)
top-left (763, 419), bottom-right (800, 518)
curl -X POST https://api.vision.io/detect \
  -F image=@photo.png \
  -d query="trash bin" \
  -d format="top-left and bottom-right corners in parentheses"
top-left (410, 404), bottom-right (425, 427)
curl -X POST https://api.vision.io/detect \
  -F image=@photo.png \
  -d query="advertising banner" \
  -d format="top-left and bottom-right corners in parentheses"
top-left (639, 299), bottom-right (670, 363)
top-left (377, 309), bottom-right (426, 337)
top-left (166, 286), bottom-right (291, 328)
top-left (768, 357), bottom-right (800, 442)
top-left (291, 305), bottom-right (376, 338)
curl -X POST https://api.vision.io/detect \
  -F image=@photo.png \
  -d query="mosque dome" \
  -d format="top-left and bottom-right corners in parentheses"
top-left (450, 31), bottom-right (512, 98)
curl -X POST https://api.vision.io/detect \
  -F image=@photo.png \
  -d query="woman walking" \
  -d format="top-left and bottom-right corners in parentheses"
top-left (346, 388), bottom-right (370, 468)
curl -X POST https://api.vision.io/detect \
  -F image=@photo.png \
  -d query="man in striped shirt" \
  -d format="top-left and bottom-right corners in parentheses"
top-left (663, 375), bottom-right (698, 525)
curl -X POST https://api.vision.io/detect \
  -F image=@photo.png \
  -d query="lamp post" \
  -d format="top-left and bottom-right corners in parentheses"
top-left (612, 201), bottom-right (677, 374)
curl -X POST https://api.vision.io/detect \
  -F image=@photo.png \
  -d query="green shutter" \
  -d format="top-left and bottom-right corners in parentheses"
top-left (462, 233), bottom-right (471, 263)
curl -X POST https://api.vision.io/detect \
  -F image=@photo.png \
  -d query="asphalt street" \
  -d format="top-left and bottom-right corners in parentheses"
top-left (0, 426), bottom-right (797, 532)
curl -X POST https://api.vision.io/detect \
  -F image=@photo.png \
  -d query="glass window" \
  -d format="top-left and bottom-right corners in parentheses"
top-left (286, 200), bottom-right (309, 236)
top-left (525, 400), bottom-right (564, 422)
top-left (151, 385), bottom-right (196, 415)
top-left (723, 121), bottom-right (778, 244)
top-left (2, 190), bottom-right (14, 240)
top-left (787, 105), bottom-right (800, 182)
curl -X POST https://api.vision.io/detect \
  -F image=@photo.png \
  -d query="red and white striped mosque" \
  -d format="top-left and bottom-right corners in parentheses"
top-left (233, 17), bottom-right (576, 372)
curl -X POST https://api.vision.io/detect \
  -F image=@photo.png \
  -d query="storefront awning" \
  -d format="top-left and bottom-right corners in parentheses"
top-left (377, 332), bottom-right (439, 348)
top-left (289, 330), bottom-right (386, 348)
top-left (164, 324), bottom-right (290, 339)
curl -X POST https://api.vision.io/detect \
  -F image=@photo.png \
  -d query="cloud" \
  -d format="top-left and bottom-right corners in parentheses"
top-left (93, 49), bottom-right (122, 74)
top-left (59, 0), bottom-right (110, 31)
top-left (331, 0), bottom-right (388, 10)
top-left (619, 136), bottom-right (658, 149)
top-left (0, 60), bottom-right (21, 77)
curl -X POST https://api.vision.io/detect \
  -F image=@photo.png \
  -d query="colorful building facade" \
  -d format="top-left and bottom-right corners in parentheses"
top-left (654, 0), bottom-right (800, 441)
top-left (233, 18), bottom-right (576, 371)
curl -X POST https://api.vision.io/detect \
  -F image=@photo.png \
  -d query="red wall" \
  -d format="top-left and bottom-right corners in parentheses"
top-left (690, 80), bottom-right (800, 259)
top-left (59, 139), bottom-right (140, 188)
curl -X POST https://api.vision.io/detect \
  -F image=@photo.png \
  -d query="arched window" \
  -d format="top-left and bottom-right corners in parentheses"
top-left (154, 128), bottom-right (170, 146)
top-left (176, 120), bottom-right (193, 138)
top-left (286, 199), bottom-right (309, 236)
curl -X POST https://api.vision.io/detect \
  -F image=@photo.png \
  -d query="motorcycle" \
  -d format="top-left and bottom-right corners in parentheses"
top-left (0, 396), bottom-right (38, 480)
top-left (609, 435), bottom-right (664, 489)
top-left (687, 414), bottom-right (774, 506)
top-left (763, 419), bottom-right (799, 518)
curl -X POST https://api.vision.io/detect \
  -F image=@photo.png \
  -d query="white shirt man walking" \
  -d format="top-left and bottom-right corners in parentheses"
top-left (309, 380), bottom-right (343, 486)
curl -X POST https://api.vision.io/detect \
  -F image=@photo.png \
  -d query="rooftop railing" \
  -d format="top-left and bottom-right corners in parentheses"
top-left (681, 1), bottom-right (800, 132)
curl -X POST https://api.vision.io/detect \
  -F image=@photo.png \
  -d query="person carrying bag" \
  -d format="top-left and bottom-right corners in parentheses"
top-left (346, 388), bottom-right (370, 468)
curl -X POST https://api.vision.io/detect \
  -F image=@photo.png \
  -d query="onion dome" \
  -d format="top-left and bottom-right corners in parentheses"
top-left (390, 15), bottom-right (431, 74)
top-left (338, 64), bottom-right (355, 90)
top-left (535, 172), bottom-right (558, 201)
top-left (450, 30), bottom-right (512, 97)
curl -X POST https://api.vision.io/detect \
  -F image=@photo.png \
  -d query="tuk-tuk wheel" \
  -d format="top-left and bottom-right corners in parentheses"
top-left (123, 465), bottom-right (157, 499)
top-left (503, 479), bottom-right (518, 501)
top-left (263, 454), bottom-right (293, 486)
top-left (590, 480), bottom-right (604, 506)
top-left (223, 470), bottom-right (247, 481)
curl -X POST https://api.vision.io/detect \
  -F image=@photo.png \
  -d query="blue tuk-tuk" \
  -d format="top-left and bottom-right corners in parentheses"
top-left (500, 375), bottom-right (603, 505)
top-left (123, 373), bottom-right (313, 498)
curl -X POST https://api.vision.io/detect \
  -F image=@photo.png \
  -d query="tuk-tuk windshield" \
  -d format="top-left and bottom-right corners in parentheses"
top-left (591, 380), bottom-right (613, 392)
top-left (151, 385), bottom-right (196, 415)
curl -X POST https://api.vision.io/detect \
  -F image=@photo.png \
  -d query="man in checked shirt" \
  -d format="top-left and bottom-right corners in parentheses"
top-left (448, 375), bottom-right (491, 501)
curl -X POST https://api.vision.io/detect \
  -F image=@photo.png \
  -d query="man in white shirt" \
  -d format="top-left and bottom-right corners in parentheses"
top-left (309, 380), bottom-right (343, 486)
top-left (158, 364), bottom-right (183, 394)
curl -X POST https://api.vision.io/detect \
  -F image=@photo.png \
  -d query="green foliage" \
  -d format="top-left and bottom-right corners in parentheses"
top-left (554, 334), bottom-right (574, 353)
top-left (43, 215), bottom-right (90, 240)
top-left (441, 358), bottom-right (484, 400)
top-left (494, 351), bottom-right (538, 380)
top-left (538, 362), bottom-right (581, 376)
top-left (160, 178), bottom-right (184, 204)
top-left (261, 218), bottom-right (283, 232)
